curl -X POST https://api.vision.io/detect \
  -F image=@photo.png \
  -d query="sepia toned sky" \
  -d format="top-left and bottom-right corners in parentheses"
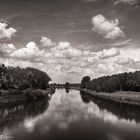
top-left (0, 0), bottom-right (140, 83)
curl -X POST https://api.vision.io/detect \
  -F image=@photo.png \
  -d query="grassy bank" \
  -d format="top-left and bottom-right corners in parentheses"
top-left (72, 87), bottom-right (140, 106)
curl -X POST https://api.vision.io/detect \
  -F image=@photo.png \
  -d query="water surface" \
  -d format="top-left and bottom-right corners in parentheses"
top-left (1, 89), bottom-right (140, 140)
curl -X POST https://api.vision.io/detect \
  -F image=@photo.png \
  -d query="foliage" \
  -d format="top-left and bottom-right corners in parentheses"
top-left (0, 64), bottom-right (51, 90)
top-left (81, 71), bottom-right (140, 92)
top-left (65, 82), bottom-right (70, 89)
top-left (80, 76), bottom-right (91, 89)
top-left (51, 83), bottom-right (80, 89)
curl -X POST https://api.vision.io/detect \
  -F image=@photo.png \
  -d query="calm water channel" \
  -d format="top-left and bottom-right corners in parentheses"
top-left (1, 89), bottom-right (140, 140)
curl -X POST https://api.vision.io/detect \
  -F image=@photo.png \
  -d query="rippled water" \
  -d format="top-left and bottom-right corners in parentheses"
top-left (1, 89), bottom-right (140, 140)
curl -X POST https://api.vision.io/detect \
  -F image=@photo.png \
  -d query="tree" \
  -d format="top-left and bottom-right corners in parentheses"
top-left (80, 71), bottom-right (140, 93)
top-left (80, 76), bottom-right (91, 89)
top-left (0, 64), bottom-right (52, 90)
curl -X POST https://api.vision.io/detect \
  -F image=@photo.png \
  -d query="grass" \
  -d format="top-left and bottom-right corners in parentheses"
top-left (72, 87), bottom-right (140, 106)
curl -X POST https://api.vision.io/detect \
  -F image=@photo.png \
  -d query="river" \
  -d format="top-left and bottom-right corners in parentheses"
top-left (0, 89), bottom-right (140, 140)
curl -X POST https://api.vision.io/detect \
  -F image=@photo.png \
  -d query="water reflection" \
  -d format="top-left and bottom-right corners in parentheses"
top-left (80, 91), bottom-right (140, 122)
top-left (65, 88), bottom-right (70, 93)
top-left (0, 98), bottom-right (50, 139)
top-left (1, 89), bottom-right (140, 140)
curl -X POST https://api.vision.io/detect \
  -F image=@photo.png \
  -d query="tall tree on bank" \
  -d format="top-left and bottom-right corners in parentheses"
top-left (80, 76), bottom-right (91, 89)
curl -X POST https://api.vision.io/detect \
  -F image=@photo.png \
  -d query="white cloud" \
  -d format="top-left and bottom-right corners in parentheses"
top-left (0, 43), bottom-right (16, 54)
top-left (114, 0), bottom-right (138, 5)
top-left (11, 41), bottom-right (44, 59)
top-left (92, 15), bottom-right (125, 39)
top-left (40, 36), bottom-right (56, 48)
top-left (50, 41), bottom-right (83, 58)
top-left (117, 47), bottom-right (140, 65)
top-left (2, 39), bottom-right (84, 80)
top-left (94, 46), bottom-right (140, 76)
top-left (0, 22), bottom-right (16, 39)
top-left (99, 48), bottom-right (120, 59)
top-left (111, 39), bottom-right (132, 47)
top-left (56, 42), bottom-right (70, 50)
top-left (0, 35), bottom-right (140, 83)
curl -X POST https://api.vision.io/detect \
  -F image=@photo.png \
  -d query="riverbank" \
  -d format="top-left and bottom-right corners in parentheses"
top-left (0, 88), bottom-right (55, 106)
top-left (71, 87), bottom-right (140, 106)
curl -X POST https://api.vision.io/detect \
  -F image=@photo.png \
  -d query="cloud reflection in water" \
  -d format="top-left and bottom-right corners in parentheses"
top-left (24, 89), bottom-right (137, 134)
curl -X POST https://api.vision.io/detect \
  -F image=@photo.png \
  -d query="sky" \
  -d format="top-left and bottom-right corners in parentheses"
top-left (0, 0), bottom-right (140, 83)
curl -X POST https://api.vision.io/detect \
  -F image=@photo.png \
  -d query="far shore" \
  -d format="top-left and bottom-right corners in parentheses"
top-left (70, 87), bottom-right (140, 106)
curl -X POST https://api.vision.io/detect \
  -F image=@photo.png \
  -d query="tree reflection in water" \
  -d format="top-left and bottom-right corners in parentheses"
top-left (1, 90), bottom-right (140, 140)
top-left (65, 88), bottom-right (69, 93)
top-left (80, 91), bottom-right (140, 122)
top-left (0, 97), bottom-right (51, 134)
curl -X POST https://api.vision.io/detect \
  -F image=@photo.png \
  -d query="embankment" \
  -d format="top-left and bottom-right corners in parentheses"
top-left (0, 88), bottom-right (55, 106)
top-left (72, 87), bottom-right (140, 106)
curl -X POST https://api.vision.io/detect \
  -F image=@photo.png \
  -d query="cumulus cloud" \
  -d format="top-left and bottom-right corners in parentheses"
top-left (0, 43), bottom-right (16, 54)
top-left (56, 42), bottom-right (70, 50)
top-left (50, 41), bottom-right (83, 58)
top-left (116, 47), bottom-right (140, 65)
top-left (98, 48), bottom-right (120, 59)
top-left (0, 22), bottom-right (16, 40)
top-left (11, 41), bottom-right (44, 59)
top-left (92, 15), bottom-right (125, 39)
top-left (0, 35), bottom-right (140, 83)
top-left (114, 0), bottom-right (138, 5)
top-left (94, 46), bottom-right (140, 76)
top-left (1, 38), bottom-right (85, 80)
top-left (40, 36), bottom-right (56, 48)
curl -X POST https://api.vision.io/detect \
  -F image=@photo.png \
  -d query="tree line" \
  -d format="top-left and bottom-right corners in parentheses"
top-left (80, 71), bottom-right (140, 92)
top-left (0, 64), bottom-right (51, 90)
top-left (50, 83), bottom-right (80, 89)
